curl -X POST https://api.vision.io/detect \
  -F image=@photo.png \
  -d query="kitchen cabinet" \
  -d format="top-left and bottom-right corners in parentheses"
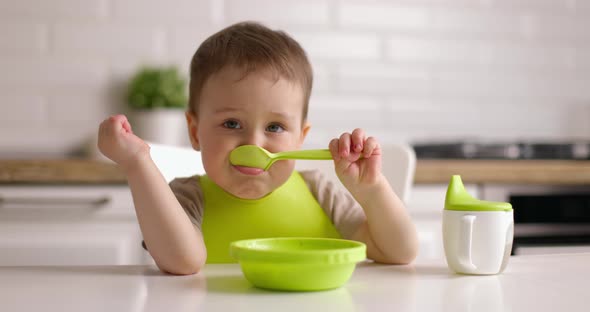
top-left (0, 185), bottom-right (152, 266)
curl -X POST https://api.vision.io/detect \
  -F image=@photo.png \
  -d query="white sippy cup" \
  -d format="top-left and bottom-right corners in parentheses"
top-left (443, 175), bottom-right (514, 275)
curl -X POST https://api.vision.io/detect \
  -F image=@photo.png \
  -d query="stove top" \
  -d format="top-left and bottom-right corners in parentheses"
top-left (412, 141), bottom-right (590, 160)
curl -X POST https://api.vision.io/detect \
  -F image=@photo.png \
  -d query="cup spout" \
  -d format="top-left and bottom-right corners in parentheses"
top-left (445, 175), bottom-right (512, 212)
top-left (445, 175), bottom-right (476, 209)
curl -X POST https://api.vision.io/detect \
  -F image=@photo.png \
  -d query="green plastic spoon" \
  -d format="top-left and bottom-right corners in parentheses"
top-left (229, 145), bottom-right (333, 170)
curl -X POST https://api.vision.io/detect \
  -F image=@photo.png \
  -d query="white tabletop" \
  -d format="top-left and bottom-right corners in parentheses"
top-left (1, 253), bottom-right (588, 312)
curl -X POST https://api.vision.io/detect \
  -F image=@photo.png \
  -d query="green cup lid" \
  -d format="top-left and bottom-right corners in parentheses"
top-left (445, 175), bottom-right (512, 212)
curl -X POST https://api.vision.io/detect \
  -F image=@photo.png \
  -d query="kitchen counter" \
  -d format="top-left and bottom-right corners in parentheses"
top-left (1, 159), bottom-right (590, 185)
top-left (0, 253), bottom-right (588, 312)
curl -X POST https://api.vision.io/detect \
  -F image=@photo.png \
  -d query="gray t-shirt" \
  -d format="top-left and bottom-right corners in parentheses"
top-left (169, 170), bottom-right (366, 239)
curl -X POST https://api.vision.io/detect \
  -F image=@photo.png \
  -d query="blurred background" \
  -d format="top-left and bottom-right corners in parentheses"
top-left (1, 0), bottom-right (589, 157)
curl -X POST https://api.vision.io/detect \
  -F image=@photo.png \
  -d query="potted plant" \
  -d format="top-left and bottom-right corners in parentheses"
top-left (126, 65), bottom-right (188, 146)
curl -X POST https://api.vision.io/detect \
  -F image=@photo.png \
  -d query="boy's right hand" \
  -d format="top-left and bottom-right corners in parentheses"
top-left (98, 114), bottom-right (150, 171)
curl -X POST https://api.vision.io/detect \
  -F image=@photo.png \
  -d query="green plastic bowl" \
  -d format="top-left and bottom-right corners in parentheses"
top-left (230, 237), bottom-right (366, 291)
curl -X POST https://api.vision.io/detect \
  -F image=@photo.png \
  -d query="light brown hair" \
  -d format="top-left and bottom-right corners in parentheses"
top-left (188, 22), bottom-right (313, 121)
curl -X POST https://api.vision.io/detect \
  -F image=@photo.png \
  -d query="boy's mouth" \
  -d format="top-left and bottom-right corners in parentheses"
top-left (233, 165), bottom-right (264, 176)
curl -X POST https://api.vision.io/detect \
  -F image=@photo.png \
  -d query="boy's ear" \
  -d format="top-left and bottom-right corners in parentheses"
top-left (185, 111), bottom-right (201, 151)
top-left (299, 122), bottom-right (311, 146)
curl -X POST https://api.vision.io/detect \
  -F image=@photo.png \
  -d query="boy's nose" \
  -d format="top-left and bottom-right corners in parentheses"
top-left (242, 130), bottom-right (265, 147)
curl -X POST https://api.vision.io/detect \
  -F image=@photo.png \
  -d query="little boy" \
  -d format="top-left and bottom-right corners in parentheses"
top-left (98, 22), bottom-right (418, 275)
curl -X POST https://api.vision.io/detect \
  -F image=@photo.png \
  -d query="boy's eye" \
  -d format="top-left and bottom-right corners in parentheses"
top-left (223, 120), bottom-right (241, 129)
top-left (266, 123), bottom-right (285, 133)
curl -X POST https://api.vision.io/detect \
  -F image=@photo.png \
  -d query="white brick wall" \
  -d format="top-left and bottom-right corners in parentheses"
top-left (226, 0), bottom-right (331, 26)
top-left (111, 0), bottom-right (212, 22)
top-left (0, 22), bottom-right (47, 54)
top-left (0, 0), bottom-right (589, 157)
top-left (0, 0), bottom-right (108, 20)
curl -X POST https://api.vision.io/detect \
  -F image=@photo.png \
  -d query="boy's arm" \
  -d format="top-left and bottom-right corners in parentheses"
top-left (125, 154), bottom-right (207, 274)
top-left (98, 114), bottom-right (206, 274)
top-left (330, 129), bottom-right (418, 264)
top-left (349, 175), bottom-right (418, 264)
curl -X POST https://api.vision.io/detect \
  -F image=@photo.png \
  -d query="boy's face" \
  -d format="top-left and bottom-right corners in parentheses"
top-left (186, 67), bottom-right (310, 199)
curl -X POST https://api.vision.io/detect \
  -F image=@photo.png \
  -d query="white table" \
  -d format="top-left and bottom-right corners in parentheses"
top-left (1, 253), bottom-right (588, 312)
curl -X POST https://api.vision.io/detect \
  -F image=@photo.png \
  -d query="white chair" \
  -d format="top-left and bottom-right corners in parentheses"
top-left (295, 144), bottom-right (416, 203)
top-left (381, 144), bottom-right (416, 203)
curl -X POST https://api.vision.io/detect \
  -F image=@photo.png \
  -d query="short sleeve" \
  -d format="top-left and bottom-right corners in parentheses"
top-left (169, 175), bottom-right (205, 230)
top-left (299, 170), bottom-right (366, 239)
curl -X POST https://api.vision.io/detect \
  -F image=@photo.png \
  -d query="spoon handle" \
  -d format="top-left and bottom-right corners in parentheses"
top-left (275, 149), bottom-right (333, 160)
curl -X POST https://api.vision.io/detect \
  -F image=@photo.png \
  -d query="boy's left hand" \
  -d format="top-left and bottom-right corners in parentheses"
top-left (329, 128), bottom-right (383, 190)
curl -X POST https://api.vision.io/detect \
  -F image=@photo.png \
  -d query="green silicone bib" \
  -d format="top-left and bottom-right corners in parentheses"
top-left (200, 171), bottom-right (341, 263)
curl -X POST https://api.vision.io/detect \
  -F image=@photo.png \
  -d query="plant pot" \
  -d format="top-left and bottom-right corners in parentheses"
top-left (130, 109), bottom-right (188, 146)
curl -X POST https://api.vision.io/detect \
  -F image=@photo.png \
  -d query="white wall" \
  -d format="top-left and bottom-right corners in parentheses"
top-left (1, 0), bottom-right (589, 157)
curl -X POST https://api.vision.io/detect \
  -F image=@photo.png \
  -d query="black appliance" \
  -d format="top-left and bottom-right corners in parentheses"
top-left (412, 141), bottom-right (590, 160)
top-left (510, 193), bottom-right (590, 254)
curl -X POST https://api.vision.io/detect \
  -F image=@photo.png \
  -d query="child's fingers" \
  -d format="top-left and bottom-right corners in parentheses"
top-left (108, 114), bottom-right (124, 125)
top-left (351, 128), bottom-right (365, 153)
top-left (98, 115), bottom-right (128, 146)
top-left (107, 114), bottom-right (126, 130)
top-left (121, 118), bottom-right (132, 133)
top-left (110, 114), bottom-right (127, 121)
top-left (104, 114), bottom-right (131, 134)
top-left (363, 136), bottom-right (380, 158)
top-left (329, 138), bottom-right (340, 161)
top-left (338, 132), bottom-right (352, 158)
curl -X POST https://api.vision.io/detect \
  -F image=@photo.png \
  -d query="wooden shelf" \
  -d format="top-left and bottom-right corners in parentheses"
top-left (2, 159), bottom-right (590, 185)
top-left (415, 159), bottom-right (590, 185)
top-left (0, 159), bottom-right (126, 184)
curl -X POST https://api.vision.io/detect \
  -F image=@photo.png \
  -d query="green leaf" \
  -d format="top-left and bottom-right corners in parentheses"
top-left (127, 65), bottom-right (188, 110)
